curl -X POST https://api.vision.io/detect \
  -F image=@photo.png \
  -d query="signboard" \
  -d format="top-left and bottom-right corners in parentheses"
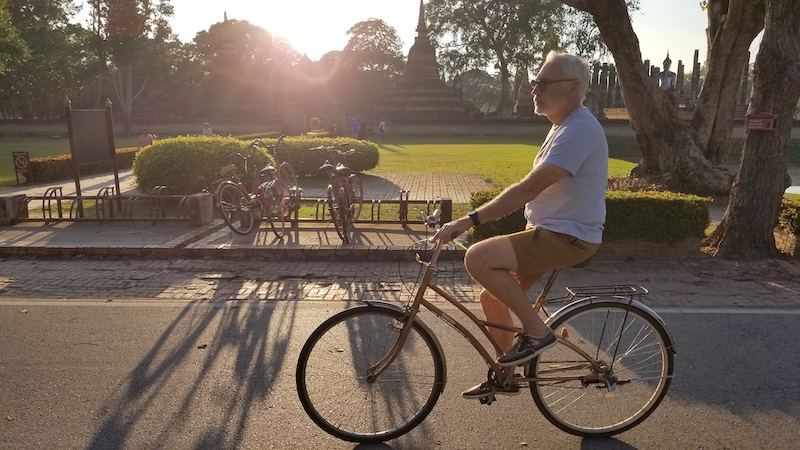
top-left (744, 113), bottom-right (778, 131)
top-left (12, 151), bottom-right (30, 185)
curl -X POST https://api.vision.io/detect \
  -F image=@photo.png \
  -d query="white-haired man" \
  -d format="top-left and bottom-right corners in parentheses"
top-left (432, 52), bottom-right (608, 398)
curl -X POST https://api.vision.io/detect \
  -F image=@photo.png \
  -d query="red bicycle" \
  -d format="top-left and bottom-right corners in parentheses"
top-left (309, 144), bottom-right (363, 243)
top-left (214, 137), bottom-right (299, 238)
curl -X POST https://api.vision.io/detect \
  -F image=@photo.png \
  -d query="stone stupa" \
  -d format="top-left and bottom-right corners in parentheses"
top-left (379, 0), bottom-right (467, 121)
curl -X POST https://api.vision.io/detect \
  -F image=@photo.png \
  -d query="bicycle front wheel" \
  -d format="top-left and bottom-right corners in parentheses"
top-left (528, 300), bottom-right (674, 438)
top-left (338, 186), bottom-right (353, 243)
top-left (296, 306), bottom-right (445, 444)
top-left (326, 185), bottom-right (343, 241)
top-left (348, 174), bottom-right (363, 221)
top-left (217, 183), bottom-right (255, 235)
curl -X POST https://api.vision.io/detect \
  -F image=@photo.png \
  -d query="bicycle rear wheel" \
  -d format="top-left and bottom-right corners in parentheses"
top-left (262, 183), bottom-right (285, 239)
top-left (326, 186), bottom-right (343, 241)
top-left (338, 186), bottom-right (353, 243)
top-left (528, 300), bottom-right (674, 438)
top-left (280, 162), bottom-right (299, 211)
top-left (296, 305), bottom-right (445, 443)
top-left (217, 183), bottom-right (255, 235)
top-left (348, 174), bottom-right (363, 221)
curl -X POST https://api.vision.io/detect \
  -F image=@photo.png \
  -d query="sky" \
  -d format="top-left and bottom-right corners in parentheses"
top-left (161, 0), bottom-right (761, 66)
top-left (77, 0), bottom-right (761, 68)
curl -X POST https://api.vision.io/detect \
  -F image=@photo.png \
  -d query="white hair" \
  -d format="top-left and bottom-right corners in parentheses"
top-left (544, 51), bottom-right (591, 101)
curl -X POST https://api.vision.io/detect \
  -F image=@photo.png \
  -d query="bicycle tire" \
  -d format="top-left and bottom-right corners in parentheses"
top-left (217, 183), bottom-right (255, 235)
top-left (296, 305), bottom-right (445, 443)
top-left (528, 300), bottom-right (674, 438)
top-left (261, 182), bottom-right (285, 239)
top-left (326, 185), bottom-right (343, 241)
top-left (338, 186), bottom-right (353, 243)
top-left (348, 174), bottom-right (363, 221)
top-left (280, 162), bottom-right (299, 211)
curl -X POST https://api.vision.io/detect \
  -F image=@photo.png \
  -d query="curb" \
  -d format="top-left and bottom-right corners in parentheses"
top-left (0, 244), bottom-right (467, 261)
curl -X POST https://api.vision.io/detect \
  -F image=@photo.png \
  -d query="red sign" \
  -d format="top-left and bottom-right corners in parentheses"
top-left (744, 113), bottom-right (778, 131)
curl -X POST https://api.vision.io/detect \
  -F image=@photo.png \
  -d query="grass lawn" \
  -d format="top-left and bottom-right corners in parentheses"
top-left (1, 133), bottom-right (798, 194)
top-left (370, 134), bottom-right (639, 188)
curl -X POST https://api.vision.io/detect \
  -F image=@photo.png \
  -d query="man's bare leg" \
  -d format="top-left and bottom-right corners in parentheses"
top-left (464, 236), bottom-right (550, 338)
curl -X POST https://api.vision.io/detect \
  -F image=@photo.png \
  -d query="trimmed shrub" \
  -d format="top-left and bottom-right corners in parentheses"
top-left (779, 198), bottom-right (799, 234)
top-left (604, 191), bottom-right (710, 242)
top-left (28, 147), bottom-right (139, 183)
top-left (467, 188), bottom-right (710, 243)
top-left (132, 136), bottom-right (273, 195)
top-left (258, 136), bottom-right (379, 177)
top-left (469, 188), bottom-right (526, 241)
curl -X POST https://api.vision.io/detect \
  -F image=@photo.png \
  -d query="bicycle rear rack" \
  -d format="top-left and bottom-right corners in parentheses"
top-left (565, 284), bottom-right (649, 299)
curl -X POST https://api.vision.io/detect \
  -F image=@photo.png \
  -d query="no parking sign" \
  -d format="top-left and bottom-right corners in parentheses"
top-left (13, 151), bottom-right (30, 184)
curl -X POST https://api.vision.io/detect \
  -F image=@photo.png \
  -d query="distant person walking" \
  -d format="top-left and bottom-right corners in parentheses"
top-left (379, 118), bottom-right (386, 141)
top-left (138, 127), bottom-right (154, 148)
top-left (350, 118), bottom-right (360, 139)
top-left (202, 123), bottom-right (213, 136)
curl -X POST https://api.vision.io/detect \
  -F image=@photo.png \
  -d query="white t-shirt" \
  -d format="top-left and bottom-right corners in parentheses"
top-left (524, 106), bottom-right (608, 244)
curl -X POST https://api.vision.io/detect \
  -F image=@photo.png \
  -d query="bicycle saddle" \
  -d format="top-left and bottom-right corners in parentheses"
top-left (334, 164), bottom-right (353, 177)
top-left (319, 160), bottom-right (335, 172)
top-left (260, 164), bottom-right (276, 175)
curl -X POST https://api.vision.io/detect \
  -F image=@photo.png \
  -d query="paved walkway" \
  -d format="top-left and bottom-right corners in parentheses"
top-left (2, 168), bottom-right (799, 311)
top-left (0, 170), bottom-right (491, 203)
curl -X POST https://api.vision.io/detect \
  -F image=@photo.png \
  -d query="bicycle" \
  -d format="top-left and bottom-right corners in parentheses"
top-left (308, 144), bottom-right (364, 244)
top-left (296, 210), bottom-right (676, 443)
top-left (214, 137), bottom-right (299, 238)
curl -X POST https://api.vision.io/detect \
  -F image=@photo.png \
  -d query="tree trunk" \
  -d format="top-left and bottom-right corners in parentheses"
top-left (562, 0), bottom-right (734, 195)
top-left (692, 0), bottom-right (766, 165)
top-left (112, 63), bottom-right (146, 136)
top-left (496, 58), bottom-right (513, 119)
top-left (706, 0), bottom-right (800, 259)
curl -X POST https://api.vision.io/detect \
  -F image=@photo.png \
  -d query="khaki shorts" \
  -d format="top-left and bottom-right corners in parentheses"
top-left (507, 226), bottom-right (599, 277)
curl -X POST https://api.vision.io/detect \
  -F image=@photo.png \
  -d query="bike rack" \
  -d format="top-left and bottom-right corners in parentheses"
top-left (297, 191), bottom-right (452, 225)
top-left (16, 185), bottom-right (199, 225)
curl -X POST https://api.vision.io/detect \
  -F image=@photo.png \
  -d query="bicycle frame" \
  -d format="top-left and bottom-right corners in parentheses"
top-left (367, 240), bottom-right (628, 386)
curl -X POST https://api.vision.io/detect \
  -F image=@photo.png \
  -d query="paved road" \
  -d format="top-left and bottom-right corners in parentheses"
top-left (2, 297), bottom-right (799, 450)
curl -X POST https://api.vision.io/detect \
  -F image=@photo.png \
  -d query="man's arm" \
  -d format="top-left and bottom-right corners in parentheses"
top-left (432, 163), bottom-right (569, 243)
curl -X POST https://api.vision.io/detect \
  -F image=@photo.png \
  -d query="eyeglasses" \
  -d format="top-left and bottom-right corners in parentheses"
top-left (531, 78), bottom-right (577, 92)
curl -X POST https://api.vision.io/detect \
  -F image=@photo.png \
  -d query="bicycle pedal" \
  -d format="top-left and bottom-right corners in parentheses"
top-left (479, 394), bottom-right (496, 405)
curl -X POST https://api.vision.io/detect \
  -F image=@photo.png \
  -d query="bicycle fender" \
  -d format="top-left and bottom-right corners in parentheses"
top-left (545, 297), bottom-right (676, 356)
top-left (362, 301), bottom-right (448, 383)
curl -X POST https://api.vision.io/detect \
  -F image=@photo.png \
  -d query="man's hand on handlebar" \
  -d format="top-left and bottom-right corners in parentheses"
top-left (430, 216), bottom-right (472, 245)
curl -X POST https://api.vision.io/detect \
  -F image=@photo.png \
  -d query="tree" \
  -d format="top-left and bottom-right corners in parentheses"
top-left (340, 18), bottom-right (406, 116)
top-left (0, 0), bottom-right (28, 77)
top-left (192, 19), bottom-right (300, 121)
top-left (342, 18), bottom-right (405, 76)
top-left (88, 0), bottom-right (175, 134)
top-left (454, 69), bottom-right (501, 115)
top-left (426, 0), bottom-right (565, 118)
top-left (705, 0), bottom-right (800, 258)
top-left (559, 0), bottom-right (763, 196)
top-left (0, 0), bottom-right (90, 119)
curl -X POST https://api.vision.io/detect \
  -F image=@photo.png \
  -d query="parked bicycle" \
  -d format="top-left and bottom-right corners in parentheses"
top-left (214, 137), bottom-right (299, 238)
top-left (296, 210), bottom-right (675, 444)
top-left (309, 144), bottom-right (363, 244)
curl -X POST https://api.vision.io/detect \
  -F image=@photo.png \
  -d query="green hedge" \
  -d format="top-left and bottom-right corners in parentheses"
top-left (468, 189), bottom-right (710, 243)
top-left (132, 135), bottom-right (379, 195)
top-left (469, 189), bottom-right (526, 241)
top-left (779, 198), bottom-right (799, 234)
top-left (259, 136), bottom-right (379, 177)
top-left (28, 147), bottom-right (139, 183)
top-left (604, 191), bottom-right (710, 242)
top-left (132, 136), bottom-right (273, 195)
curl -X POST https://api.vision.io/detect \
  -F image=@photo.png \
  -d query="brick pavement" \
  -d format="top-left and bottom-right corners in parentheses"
top-left (1, 256), bottom-right (798, 309)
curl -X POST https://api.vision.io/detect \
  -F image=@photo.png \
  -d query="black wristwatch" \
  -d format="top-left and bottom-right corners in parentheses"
top-left (468, 210), bottom-right (481, 226)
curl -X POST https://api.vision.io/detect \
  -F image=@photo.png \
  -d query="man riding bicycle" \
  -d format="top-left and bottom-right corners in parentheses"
top-left (432, 52), bottom-right (609, 399)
